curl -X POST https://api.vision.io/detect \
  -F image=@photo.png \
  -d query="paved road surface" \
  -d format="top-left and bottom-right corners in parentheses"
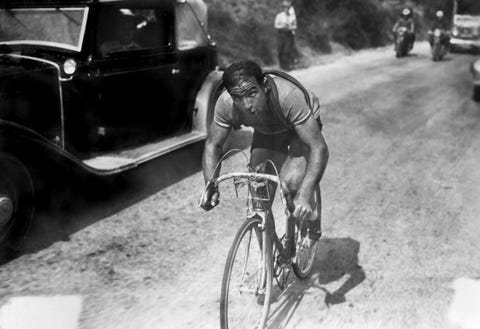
top-left (1, 43), bottom-right (479, 329)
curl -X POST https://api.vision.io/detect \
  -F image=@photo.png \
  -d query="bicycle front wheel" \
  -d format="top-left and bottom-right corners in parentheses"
top-left (220, 216), bottom-right (273, 329)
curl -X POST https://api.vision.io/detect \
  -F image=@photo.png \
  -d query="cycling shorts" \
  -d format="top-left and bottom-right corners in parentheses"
top-left (251, 117), bottom-right (323, 153)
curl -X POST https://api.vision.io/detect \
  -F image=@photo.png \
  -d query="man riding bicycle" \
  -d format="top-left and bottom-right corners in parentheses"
top-left (200, 60), bottom-right (329, 244)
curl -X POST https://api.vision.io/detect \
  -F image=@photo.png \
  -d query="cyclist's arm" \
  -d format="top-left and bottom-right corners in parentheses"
top-left (294, 116), bottom-right (329, 202)
top-left (202, 121), bottom-right (231, 184)
top-left (392, 21), bottom-right (399, 32)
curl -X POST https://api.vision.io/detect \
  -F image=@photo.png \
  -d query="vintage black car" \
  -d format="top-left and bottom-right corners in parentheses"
top-left (0, 0), bottom-right (223, 250)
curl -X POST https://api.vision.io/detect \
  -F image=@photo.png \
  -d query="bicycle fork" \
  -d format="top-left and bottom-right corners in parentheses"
top-left (241, 213), bottom-right (269, 296)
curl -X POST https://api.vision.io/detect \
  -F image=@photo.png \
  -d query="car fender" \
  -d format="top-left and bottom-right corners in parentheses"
top-left (192, 69), bottom-right (224, 133)
top-left (0, 120), bottom-right (110, 178)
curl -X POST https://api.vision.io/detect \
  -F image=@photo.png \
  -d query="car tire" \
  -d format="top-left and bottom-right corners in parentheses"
top-left (473, 86), bottom-right (480, 102)
top-left (0, 154), bottom-right (34, 251)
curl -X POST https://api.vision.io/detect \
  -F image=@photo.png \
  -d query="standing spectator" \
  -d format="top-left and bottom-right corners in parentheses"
top-left (289, 4), bottom-right (300, 65)
top-left (275, 0), bottom-right (297, 71)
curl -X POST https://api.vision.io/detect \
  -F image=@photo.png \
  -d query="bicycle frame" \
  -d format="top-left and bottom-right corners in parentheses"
top-left (204, 172), bottom-right (297, 264)
top-left (205, 161), bottom-right (322, 329)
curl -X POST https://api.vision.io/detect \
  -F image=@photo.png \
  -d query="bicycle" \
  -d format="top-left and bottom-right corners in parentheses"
top-left (199, 150), bottom-right (321, 329)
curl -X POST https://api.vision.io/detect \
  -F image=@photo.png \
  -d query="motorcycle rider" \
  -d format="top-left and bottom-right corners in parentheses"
top-left (392, 8), bottom-right (415, 50)
top-left (428, 10), bottom-right (450, 49)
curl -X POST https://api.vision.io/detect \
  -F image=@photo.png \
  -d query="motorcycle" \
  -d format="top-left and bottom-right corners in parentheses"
top-left (430, 28), bottom-right (448, 61)
top-left (395, 26), bottom-right (410, 58)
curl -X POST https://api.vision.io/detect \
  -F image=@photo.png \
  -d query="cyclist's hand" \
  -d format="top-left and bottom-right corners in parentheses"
top-left (292, 196), bottom-right (313, 221)
top-left (200, 181), bottom-right (220, 211)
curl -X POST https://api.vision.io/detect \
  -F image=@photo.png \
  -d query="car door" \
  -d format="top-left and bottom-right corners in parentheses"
top-left (174, 0), bottom-right (216, 130)
top-left (91, 3), bottom-right (180, 150)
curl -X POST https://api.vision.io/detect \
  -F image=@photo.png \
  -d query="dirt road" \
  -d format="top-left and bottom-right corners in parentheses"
top-left (1, 43), bottom-right (479, 329)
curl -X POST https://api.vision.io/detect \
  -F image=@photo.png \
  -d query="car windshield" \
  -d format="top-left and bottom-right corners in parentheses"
top-left (457, 0), bottom-right (480, 16)
top-left (0, 7), bottom-right (88, 51)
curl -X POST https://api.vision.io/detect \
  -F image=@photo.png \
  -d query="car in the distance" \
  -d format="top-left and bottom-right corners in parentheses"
top-left (0, 0), bottom-right (223, 251)
top-left (450, 1), bottom-right (480, 53)
top-left (450, 14), bottom-right (480, 53)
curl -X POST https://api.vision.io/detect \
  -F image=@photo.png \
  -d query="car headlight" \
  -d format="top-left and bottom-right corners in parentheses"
top-left (473, 60), bottom-right (480, 75)
top-left (63, 59), bottom-right (77, 75)
top-left (452, 26), bottom-right (459, 36)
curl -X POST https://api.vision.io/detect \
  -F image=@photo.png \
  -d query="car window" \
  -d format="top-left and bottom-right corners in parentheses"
top-left (97, 6), bottom-right (173, 57)
top-left (0, 7), bottom-right (88, 51)
top-left (176, 3), bottom-right (208, 50)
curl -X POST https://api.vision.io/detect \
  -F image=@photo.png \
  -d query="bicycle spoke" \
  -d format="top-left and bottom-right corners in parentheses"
top-left (292, 234), bottom-right (318, 278)
top-left (292, 217), bottom-right (319, 279)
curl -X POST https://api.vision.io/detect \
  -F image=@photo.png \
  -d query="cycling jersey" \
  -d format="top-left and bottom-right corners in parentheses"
top-left (214, 75), bottom-right (321, 135)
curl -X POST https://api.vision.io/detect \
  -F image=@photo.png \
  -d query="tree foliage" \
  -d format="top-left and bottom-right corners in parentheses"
top-left (205, 0), bottom-right (466, 66)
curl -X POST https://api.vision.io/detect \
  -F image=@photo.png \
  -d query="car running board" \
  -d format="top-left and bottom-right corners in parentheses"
top-left (82, 131), bottom-right (207, 173)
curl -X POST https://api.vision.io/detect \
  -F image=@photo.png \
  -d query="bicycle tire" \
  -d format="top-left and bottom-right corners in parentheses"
top-left (220, 216), bottom-right (273, 329)
top-left (292, 186), bottom-right (320, 279)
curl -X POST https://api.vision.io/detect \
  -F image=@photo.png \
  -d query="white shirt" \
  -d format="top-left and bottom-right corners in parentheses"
top-left (274, 8), bottom-right (297, 31)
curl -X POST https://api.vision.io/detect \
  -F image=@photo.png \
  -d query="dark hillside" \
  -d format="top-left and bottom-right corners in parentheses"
top-left (206, 0), bottom-right (458, 67)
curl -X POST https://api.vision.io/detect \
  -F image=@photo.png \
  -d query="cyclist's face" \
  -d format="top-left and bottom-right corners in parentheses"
top-left (228, 77), bottom-right (267, 116)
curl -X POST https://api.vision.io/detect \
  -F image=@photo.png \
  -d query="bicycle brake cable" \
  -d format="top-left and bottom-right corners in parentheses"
top-left (209, 148), bottom-right (249, 183)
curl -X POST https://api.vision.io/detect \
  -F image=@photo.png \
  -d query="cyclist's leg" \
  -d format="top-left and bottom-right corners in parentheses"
top-left (250, 130), bottom-right (291, 266)
top-left (281, 139), bottom-right (321, 277)
top-left (280, 137), bottom-right (322, 241)
top-left (249, 130), bottom-right (289, 207)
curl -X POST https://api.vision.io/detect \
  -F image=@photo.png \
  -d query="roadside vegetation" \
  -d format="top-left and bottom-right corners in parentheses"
top-left (205, 0), bottom-right (459, 67)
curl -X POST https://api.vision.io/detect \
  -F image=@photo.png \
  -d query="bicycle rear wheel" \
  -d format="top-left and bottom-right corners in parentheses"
top-left (220, 216), bottom-right (273, 329)
top-left (292, 223), bottom-right (318, 279)
top-left (292, 186), bottom-right (321, 279)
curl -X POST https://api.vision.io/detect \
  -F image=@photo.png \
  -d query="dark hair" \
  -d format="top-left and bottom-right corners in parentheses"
top-left (222, 61), bottom-right (264, 91)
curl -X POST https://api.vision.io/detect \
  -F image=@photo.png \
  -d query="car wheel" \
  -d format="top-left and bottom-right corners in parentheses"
top-left (0, 154), bottom-right (34, 250)
top-left (473, 86), bottom-right (480, 102)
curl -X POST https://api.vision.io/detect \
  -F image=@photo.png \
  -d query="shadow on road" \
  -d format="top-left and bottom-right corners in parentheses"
top-left (315, 237), bottom-right (366, 306)
top-left (266, 237), bottom-right (365, 328)
top-left (1, 130), bottom-right (253, 265)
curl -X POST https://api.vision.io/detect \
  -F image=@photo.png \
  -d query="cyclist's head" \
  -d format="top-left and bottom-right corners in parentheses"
top-left (223, 61), bottom-right (268, 115)
top-left (436, 10), bottom-right (444, 19)
top-left (223, 61), bottom-right (265, 90)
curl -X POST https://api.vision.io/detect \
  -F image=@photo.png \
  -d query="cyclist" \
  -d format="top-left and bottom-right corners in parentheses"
top-left (200, 60), bottom-right (329, 243)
